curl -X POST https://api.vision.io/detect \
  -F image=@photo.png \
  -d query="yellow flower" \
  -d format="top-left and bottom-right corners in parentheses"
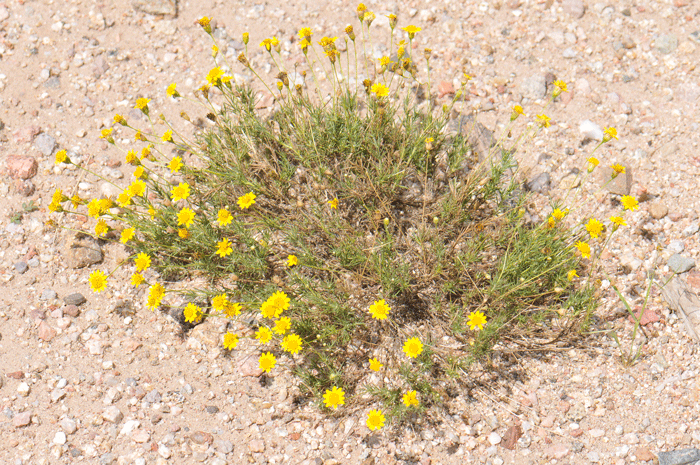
top-left (467, 311), bottom-right (487, 331)
top-left (211, 294), bottom-right (229, 312)
top-left (274, 317), bottom-right (291, 335)
top-left (369, 299), bottom-right (390, 320)
top-left (134, 98), bottom-right (150, 114)
top-left (387, 13), bottom-right (397, 29)
top-left (323, 386), bottom-right (345, 410)
top-left (198, 16), bottom-right (212, 33)
top-left (603, 126), bottom-right (618, 142)
top-left (575, 241), bottom-right (591, 259)
top-left (587, 157), bottom-right (600, 173)
top-left (48, 200), bottom-right (62, 213)
top-left (328, 198), bottom-right (339, 209)
top-left (371, 83), bottom-right (389, 97)
top-left (287, 255), bottom-right (298, 267)
top-left (127, 272), bottom-right (143, 287)
top-left (87, 199), bottom-right (102, 218)
top-left (120, 227), bottom-right (135, 244)
top-left (114, 114), bottom-right (127, 126)
top-left (402, 390), bottom-right (419, 407)
top-left (298, 27), bottom-right (312, 40)
top-left (364, 11), bottom-right (376, 25)
top-left (369, 357), bottom-right (383, 372)
top-left (366, 409), bottom-right (385, 431)
top-left (567, 270), bottom-right (579, 281)
top-left (318, 36), bottom-right (338, 49)
top-left (183, 302), bottom-right (203, 324)
top-left (55, 149), bottom-right (69, 164)
top-left (378, 56), bottom-right (392, 67)
top-left (129, 179), bottom-right (146, 197)
top-left (242, 32), bottom-right (249, 44)
top-left (224, 302), bottom-right (242, 317)
top-left (146, 283), bottom-right (165, 310)
top-left (585, 218), bottom-right (604, 239)
top-left (177, 207), bottom-right (195, 227)
top-left (261, 291), bottom-right (291, 319)
top-left (237, 192), bottom-right (256, 210)
top-left (134, 252), bottom-right (151, 272)
top-left (168, 156), bottom-right (183, 173)
top-left (260, 38), bottom-right (274, 52)
top-left (70, 195), bottom-right (83, 209)
top-left (89, 270), bottom-right (108, 293)
top-left (206, 67), bottom-right (225, 85)
top-left (403, 337), bottom-right (423, 359)
top-left (281, 334), bottom-right (303, 355)
top-left (148, 206), bottom-right (156, 220)
top-left (178, 228), bottom-right (189, 239)
top-left (170, 183), bottom-right (190, 202)
top-left (133, 166), bottom-right (145, 179)
top-left (345, 25), bottom-right (355, 40)
top-left (259, 352), bottom-right (276, 373)
top-left (134, 131), bottom-right (147, 142)
top-left (552, 208), bottom-right (567, 220)
top-left (166, 83), bottom-right (180, 98)
top-left (610, 216), bottom-right (627, 227)
top-left (212, 44), bottom-right (218, 58)
top-left (216, 238), bottom-right (233, 258)
top-left (161, 129), bottom-right (174, 143)
top-left (100, 128), bottom-right (114, 140)
top-left (256, 326), bottom-right (273, 344)
top-left (300, 38), bottom-right (311, 53)
top-left (401, 25), bottom-right (422, 40)
top-left (610, 163), bottom-right (626, 178)
top-left (223, 332), bottom-right (238, 350)
top-left (125, 150), bottom-right (139, 165)
top-left (536, 114), bottom-right (551, 128)
top-left (99, 198), bottom-right (113, 212)
top-left (141, 145), bottom-right (153, 160)
top-left (621, 195), bottom-right (638, 211)
top-left (218, 209), bottom-right (233, 226)
top-left (94, 219), bottom-right (109, 237)
top-left (52, 188), bottom-right (66, 204)
top-left (510, 105), bottom-right (524, 121)
top-left (552, 79), bottom-right (568, 97)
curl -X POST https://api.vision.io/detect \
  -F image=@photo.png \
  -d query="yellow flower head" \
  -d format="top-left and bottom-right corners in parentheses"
top-left (134, 98), bottom-right (150, 114)
top-left (113, 114), bottom-right (127, 126)
top-left (364, 11), bottom-right (376, 25)
top-left (287, 255), bottom-right (298, 267)
top-left (610, 216), bottom-right (627, 228)
top-left (183, 302), bottom-right (203, 324)
top-left (552, 208), bottom-right (568, 220)
top-left (621, 195), bottom-right (638, 211)
top-left (567, 269), bottom-right (579, 281)
top-left (586, 218), bottom-right (604, 239)
top-left (100, 128), bottom-right (114, 143)
top-left (536, 114), bottom-right (551, 128)
top-left (371, 82), bottom-right (389, 97)
top-left (274, 316), bottom-right (291, 335)
top-left (328, 198), bottom-right (339, 209)
top-left (298, 27), bottom-right (312, 40)
top-left (402, 390), bottom-right (419, 407)
top-left (402, 25), bottom-right (422, 40)
top-left (318, 36), bottom-right (338, 49)
top-left (55, 149), bottom-right (69, 164)
top-left (345, 25), bottom-right (355, 40)
top-left (378, 56), bottom-right (393, 67)
top-left (242, 32), bottom-right (249, 45)
top-left (366, 409), bottom-right (385, 431)
top-left (131, 273), bottom-right (144, 287)
top-left (52, 188), bottom-right (66, 205)
top-left (259, 352), bottom-right (276, 373)
top-left (166, 83), bottom-right (180, 98)
top-left (125, 150), bottom-right (139, 166)
top-left (237, 192), bottom-right (256, 210)
top-left (134, 131), bottom-right (147, 142)
top-left (510, 105), bottom-right (524, 121)
top-left (89, 270), bottom-right (108, 293)
top-left (299, 39), bottom-right (311, 53)
top-left (225, 302), bottom-right (242, 317)
top-left (216, 238), bottom-right (233, 258)
top-left (178, 228), bottom-right (190, 239)
top-left (170, 182), bottom-right (190, 202)
top-left (403, 337), bottom-right (423, 359)
top-left (552, 79), bottom-right (568, 97)
top-left (70, 195), bottom-right (83, 209)
top-left (260, 38), bottom-right (274, 52)
top-left (357, 3), bottom-right (367, 21)
top-left (177, 207), bottom-right (196, 228)
top-left (211, 294), bottom-right (229, 312)
top-left (223, 332), bottom-right (238, 350)
top-left (146, 283), bottom-right (165, 310)
top-left (369, 299), bottom-right (390, 320)
top-left (133, 166), bottom-right (145, 179)
top-left (99, 198), bottom-right (113, 212)
top-left (168, 156), bottom-right (183, 173)
top-left (369, 357), bottom-right (383, 372)
top-left (324, 386), bottom-right (346, 410)
top-left (603, 126), bottom-right (618, 142)
top-left (134, 252), bottom-right (151, 272)
top-left (126, 180), bottom-right (145, 198)
top-left (206, 67), bottom-right (225, 85)
top-left (467, 310), bottom-right (487, 331)
top-left (587, 157), bottom-right (600, 173)
top-left (256, 326), bottom-right (273, 344)
top-left (198, 16), bottom-right (212, 34)
top-left (387, 13), bottom-right (397, 29)
top-left (217, 208), bottom-right (233, 226)
top-left (265, 291), bottom-right (290, 318)
top-left (281, 333), bottom-right (303, 355)
top-left (87, 199), bottom-right (102, 218)
top-left (610, 163), bottom-right (626, 178)
top-left (94, 219), bottom-right (109, 237)
top-left (120, 227), bottom-right (135, 244)
top-left (575, 241), bottom-right (591, 259)
top-left (161, 129), bottom-right (174, 143)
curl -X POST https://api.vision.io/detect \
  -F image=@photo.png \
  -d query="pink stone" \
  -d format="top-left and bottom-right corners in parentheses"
top-left (6, 155), bottom-right (38, 180)
top-left (13, 411), bottom-right (32, 427)
top-left (12, 125), bottom-right (41, 144)
top-left (437, 81), bottom-right (455, 98)
top-left (132, 430), bottom-right (151, 443)
top-left (122, 338), bottom-right (142, 353)
top-left (545, 443), bottom-right (571, 459)
top-left (628, 306), bottom-right (660, 326)
top-left (237, 356), bottom-right (263, 377)
top-left (38, 321), bottom-right (57, 342)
